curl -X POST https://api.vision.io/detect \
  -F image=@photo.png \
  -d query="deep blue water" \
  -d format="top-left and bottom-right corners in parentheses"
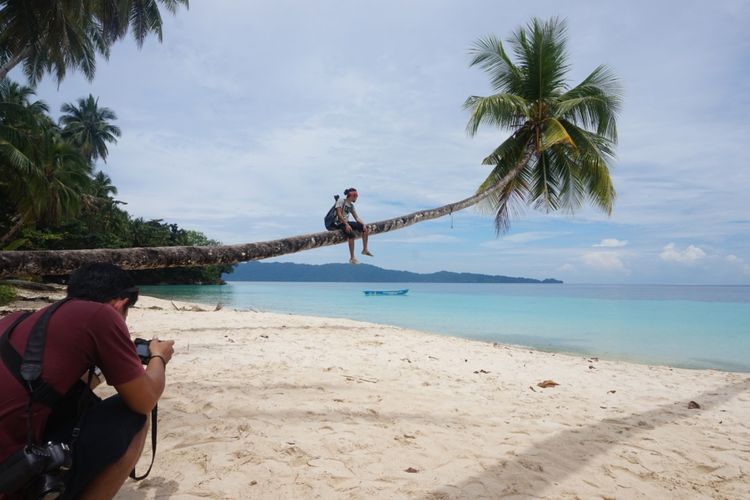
top-left (140, 282), bottom-right (750, 373)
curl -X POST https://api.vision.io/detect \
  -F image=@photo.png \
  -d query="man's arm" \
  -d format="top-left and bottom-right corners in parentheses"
top-left (351, 206), bottom-right (364, 225)
top-left (115, 340), bottom-right (174, 415)
top-left (336, 206), bottom-right (352, 232)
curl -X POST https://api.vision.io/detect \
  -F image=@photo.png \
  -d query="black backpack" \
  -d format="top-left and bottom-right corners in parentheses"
top-left (324, 194), bottom-right (340, 230)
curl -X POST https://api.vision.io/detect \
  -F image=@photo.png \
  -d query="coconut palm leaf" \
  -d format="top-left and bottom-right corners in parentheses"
top-left (0, 0), bottom-right (189, 83)
top-left (60, 94), bottom-right (121, 162)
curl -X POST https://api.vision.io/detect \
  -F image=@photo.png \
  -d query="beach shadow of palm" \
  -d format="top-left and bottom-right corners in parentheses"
top-left (425, 378), bottom-right (750, 499)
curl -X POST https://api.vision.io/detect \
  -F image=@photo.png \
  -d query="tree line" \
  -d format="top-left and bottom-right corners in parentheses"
top-left (0, 81), bottom-right (231, 283)
top-left (0, 1), bottom-right (232, 284)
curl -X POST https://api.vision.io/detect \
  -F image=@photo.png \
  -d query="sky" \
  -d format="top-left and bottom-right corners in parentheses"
top-left (16, 0), bottom-right (750, 284)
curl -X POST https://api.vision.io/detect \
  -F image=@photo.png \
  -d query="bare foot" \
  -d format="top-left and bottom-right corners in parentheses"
top-left (349, 258), bottom-right (359, 264)
top-left (362, 250), bottom-right (374, 257)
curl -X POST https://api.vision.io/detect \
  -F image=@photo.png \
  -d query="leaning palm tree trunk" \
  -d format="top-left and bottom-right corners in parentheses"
top-left (0, 47), bottom-right (31, 81)
top-left (0, 217), bottom-right (26, 248)
top-left (0, 165), bottom-right (524, 278)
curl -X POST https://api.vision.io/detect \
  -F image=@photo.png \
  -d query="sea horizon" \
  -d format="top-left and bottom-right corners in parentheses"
top-left (141, 281), bottom-right (750, 373)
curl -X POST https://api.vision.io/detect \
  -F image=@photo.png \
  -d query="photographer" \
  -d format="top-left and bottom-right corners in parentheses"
top-left (0, 263), bottom-right (174, 499)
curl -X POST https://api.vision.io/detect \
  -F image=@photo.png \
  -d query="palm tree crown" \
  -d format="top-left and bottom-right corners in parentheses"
top-left (465, 17), bottom-right (622, 233)
top-left (0, 0), bottom-right (189, 84)
top-left (60, 94), bottom-right (121, 163)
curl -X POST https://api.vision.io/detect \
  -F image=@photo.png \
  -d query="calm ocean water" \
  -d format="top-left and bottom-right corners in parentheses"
top-left (140, 282), bottom-right (750, 373)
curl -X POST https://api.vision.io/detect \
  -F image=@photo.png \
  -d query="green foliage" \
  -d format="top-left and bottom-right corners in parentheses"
top-left (0, 3), bottom-right (225, 285)
top-left (23, 214), bottom-right (233, 285)
top-left (0, 75), bottom-right (231, 285)
top-left (0, 284), bottom-right (16, 306)
top-left (60, 95), bottom-right (121, 162)
top-left (465, 17), bottom-right (622, 233)
top-left (0, 1), bottom-right (189, 84)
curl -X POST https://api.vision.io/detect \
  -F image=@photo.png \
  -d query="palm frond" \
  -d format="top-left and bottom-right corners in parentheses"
top-left (580, 154), bottom-right (615, 214)
top-left (464, 93), bottom-right (529, 135)
top-left (557, 65), bottom-right (622, 140)
top-left (562, 121), bottom-right (617, 163)
top-left (478, 163), bottom-right (530, 234)
top-left (0, 139), bottom-right (35, 175)
top-left (468, 35), bottom-right (524, 94)
top-left (528, 151), bottom-right (561, 212)
top-left (545, 144), bottom-right (585, 212)
top-left (509, 17), bottom-right (570, 100)
top-left (540, 117), bottom-right (574, 150)
top-left (475, 132), bottom-right (535, 233)
top-left (130, 0), bottom-right (165, 46)
top-left (479, 127), bottom-right (533, 166)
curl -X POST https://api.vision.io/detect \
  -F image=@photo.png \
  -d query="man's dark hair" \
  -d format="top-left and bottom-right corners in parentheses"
top-left (67, 263), bottom-right (137, 304)
top-left (344, 187), bottom-right (357, 196)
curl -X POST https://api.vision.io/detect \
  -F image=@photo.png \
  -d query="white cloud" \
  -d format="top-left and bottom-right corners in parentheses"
top-left (559, 263), bottom-right (576, 273)
top-left (659, 243), bottom-right (706, 265)
top-left (594, 238), bottom-right (628, 248)
top-left (581, 252), bottom-right (629, 273)
top-left (726, 255), bottom-right (750, 275)
top-left (504, 232), bottom-right (559, 244)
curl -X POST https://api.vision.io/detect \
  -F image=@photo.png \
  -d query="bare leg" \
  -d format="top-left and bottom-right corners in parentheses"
top-left (361, 226), bottom-right (373, 256)
top-left (78, 417), bottom-right (149, 500)
top-left (348, 238), bottom-right (357, 264)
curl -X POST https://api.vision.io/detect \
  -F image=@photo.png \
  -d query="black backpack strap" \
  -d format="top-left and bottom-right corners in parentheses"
top-left (0, 301), bottom-right (72, 408)
top-left (0, 311), bottom-right (33, 387)
top-left (0, 312), bottom-right (61, 406)
top-left (20, 299), bottom-right (72, 382)
top-left (129, 405), bottom-right (158, 480)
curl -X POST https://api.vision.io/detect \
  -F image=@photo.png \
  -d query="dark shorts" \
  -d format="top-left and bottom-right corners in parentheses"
top-left (44, 394), bottom-right (146, 499)
top-left (335, 221), bottom-right (364, 239)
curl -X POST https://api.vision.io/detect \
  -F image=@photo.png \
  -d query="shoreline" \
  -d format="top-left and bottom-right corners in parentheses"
top-left (3, 293), bottom-right (749, 498)
top-left (141, 284), bottom-right (750, 375)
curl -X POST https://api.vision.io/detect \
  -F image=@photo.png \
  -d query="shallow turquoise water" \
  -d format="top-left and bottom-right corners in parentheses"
top-left (140, 282), bottom-right (750, 372)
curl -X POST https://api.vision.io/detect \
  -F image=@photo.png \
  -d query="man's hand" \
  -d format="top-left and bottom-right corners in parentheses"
top-left (345, 224), bottom-right (352, 233)
top-left (116, 337), bottom-right (174, 415)
top-left (149, 338), bottom-right (175, 364)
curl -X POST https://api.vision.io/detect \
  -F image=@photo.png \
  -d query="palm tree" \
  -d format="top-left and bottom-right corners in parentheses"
top-left (0, 17), bottom-right (621, 278)
top-left (464, 17), bottom-right (621, 233)
top-left (92, 0), bottom-right (190, 48)
top-left (60, 95), bottom-right (121, 163)
top-left (0, 0), bottom-right (189, 83)
top-left (89, 170), bottom-right (118, 199)
top-left (0, 80), bottom-right (49, 173)
top-left (0, 123), bottom-right (92, 246)
top-left (0, 79), bottom-right (49, 246)
top-left (24, 129), bottom-right (92, 226)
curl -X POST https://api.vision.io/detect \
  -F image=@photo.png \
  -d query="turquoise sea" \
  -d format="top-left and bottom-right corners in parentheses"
top-left (140, 282), bottom-right (750, 373)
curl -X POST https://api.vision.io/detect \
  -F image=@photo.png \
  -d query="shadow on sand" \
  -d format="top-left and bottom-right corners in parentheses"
top-left (425, 378), bottom-right (750, 499)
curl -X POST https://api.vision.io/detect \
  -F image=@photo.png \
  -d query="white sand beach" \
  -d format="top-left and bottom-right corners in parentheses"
top-left (91, 295), bottom-right (748, 499)
top-left (3, 292), bottom-right (748, 499)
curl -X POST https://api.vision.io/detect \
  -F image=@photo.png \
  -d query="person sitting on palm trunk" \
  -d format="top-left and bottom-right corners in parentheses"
top-left (333, 188), bottom-right (373, 264)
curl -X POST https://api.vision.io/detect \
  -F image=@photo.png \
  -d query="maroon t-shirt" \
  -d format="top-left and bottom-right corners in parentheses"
top-left (0, 300), bottom-right (145, 462)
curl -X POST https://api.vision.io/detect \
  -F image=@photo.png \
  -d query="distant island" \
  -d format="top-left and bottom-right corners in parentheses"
top-left (224, 261), bottom-right (562, 284)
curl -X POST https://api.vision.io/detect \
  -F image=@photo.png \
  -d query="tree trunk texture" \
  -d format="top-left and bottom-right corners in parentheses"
top-left (0, 166), bottom-right (523, 278)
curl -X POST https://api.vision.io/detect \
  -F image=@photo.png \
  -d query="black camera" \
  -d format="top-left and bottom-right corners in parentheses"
top-left (134, 338), bottom-right (151, 364)
top-left (0, 441), bottom-right (71, 497)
